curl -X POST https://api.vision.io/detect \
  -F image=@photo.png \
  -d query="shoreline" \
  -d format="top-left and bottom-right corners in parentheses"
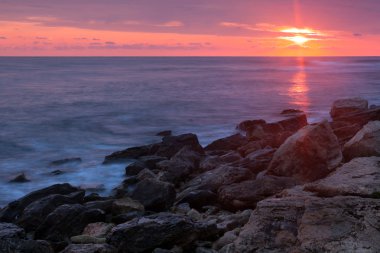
top-left (1, 97), bottom-right (380, 252)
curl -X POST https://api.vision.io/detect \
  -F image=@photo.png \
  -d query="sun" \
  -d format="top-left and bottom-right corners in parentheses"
top-left (277, 27), bottom-right (322, 47)
top-left (286, 35), bottom-right (310, 46)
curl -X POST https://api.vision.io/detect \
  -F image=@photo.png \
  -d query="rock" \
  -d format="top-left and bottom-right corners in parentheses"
top-left (219, 151), bottom-right (242, 164)
top-left (234, 147), bottom-right (276, 174)
top-left (229, 195), bottom-right (380, 252)
top-left (236, 119), bottom-right (266, 132)
top-left (83, 222), bottom-right (115, 238)
top-left (156, 130), bottom-right (172, 137)
top-left (131, 179), bottom-right (176, 211)
top-left (107, 213), bottom-right (213, 253)
top-left (155, 133), bottom-right (204, 158)
top-left (103, 144), bottom-right (155, 164)
top-left (83, 193), bottom-right (108, 202)
top-left (111, 211), bottom-right (144, 224)
top-left (49, 157), bottom-right (82, 166)
top-left (136, 169), bottom-right (157, 181)
top-left (138, 155), bottom-right (167, 169)
top-left (111, 197), bottom-right (144, 215)
top-left (217, 176), bottom-right (297, 210)
top-left (0, 183), bottom-right (80, 223)
top-left (9, 172), bottom-right (30, 183)
top-left (237, 141), bottom-right (262, 157)
top-left (60, 244), bottom-right (116, 253)
top-left (267, 120), bottom-right (342, 183)
top-left (34, 204), bottom-right (105, 243)
top-left (304, 157), bottom-right (380, 197)
top-left (157, 146), bottom-right (202, 184)
top-left (79, 184), bottom-right (105, 192)
top-left (177, 165), bottom-right (253, 201)
top-left (343, 121), bottom-right (380, 161)
top-left (187, 209), bottom-right (202, 221)
top-left (71, 235), bottom-right (107, 244)
top-left (175, 190), bottom-right (217, 210)
top-left (213, 229), bottom-right (240, 251)
top-left (84, 200), bottom-right (114, 213)
top-left (330, 97), bottom-right (369, 119)
top-left (211, 209), bottom-right (252, 232)
top-left (0, 222), bottom-right (53, 253)
top-left (280, 109), bottom-right (304, 115)
top-left (199, 156), bottom-right (222, 172)
top-left (330, 121), bottom-right (363, 145)
top-left (17, 191), bottom-right (85, 231)
top-left (125, 161), bottom-right (146, 176)
top-left (204, 134), bottom-right (248, 152)
top-left (333, 106), bottom-right (380, 127)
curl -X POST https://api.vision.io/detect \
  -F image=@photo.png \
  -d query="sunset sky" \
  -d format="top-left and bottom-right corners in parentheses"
top-left (1, 0), bottom-right (380, 56)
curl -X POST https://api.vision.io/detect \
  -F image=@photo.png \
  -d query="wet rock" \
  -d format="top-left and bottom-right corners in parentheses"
top-left (0, 222), bottom-right (25, 239)
top-left (34, 204), bottom-right (106, 243)
top-left (219, 151), bottom-right (242, 164)
top-left (49, 157), bottom-right (82, 167)
top-left (205, 134), bottom-right (248, 152)
top-left (176, 190), bottom-right (217, 211)
top-left (131, 179), bottom-right (176, 211)
top-left (330, 97), bottom-right (368, 119)
top-left (156, 130), bottom-right (172, 137)
top-left (125, 161), bottom-right (146, 176)
top-left (60, 244), bottom-right (116, 253)
top-left (136, 169), bottom-right (157, 181)
top-left (217, 176), bottom-right (297, 210)
top-left (155, 133), bottom-right (204, 158)
top-left (304, 156), bottom-right (380, 197)
top-left (9, 172), bottom-right (30, 183)
top-left (71, 235), bottom-right (107, 244)
top-left (103, 144), bottom-right (155, 164)
top-left (237, 141), bottom-right (262, 157)
top-left (343, 121), bottom-right (380, 161)
top-left (107, 213), bottom-right (213, 253)
top-left (157, 146), bottom-right (202, 184)
top-left (111, 211), bottom-right (144, 224)
top-left (79, 184), bottom-right (105, 192)
top-left (199, 156), bottom-right (222, 172)
top-left (280, 109), bottom-right (304, 115)
top-left (138, 155), bottom-right (167, 170)
top-left (236, 119), bottom-right (266, 132)
top-left (83, 193), bottom-right (108, 202)
top-left (0, 183), bottom-right (80, 223)
top-left (111, 197), bottom-right (144, 215)
top-left (17, 191), bottom-right (85, 232)
top-left (83, 222), bottom-right (115, 238)
top-left (84, 200), bottom-right (114, 213)
top-left (267, 120), bottom-right (342, 183)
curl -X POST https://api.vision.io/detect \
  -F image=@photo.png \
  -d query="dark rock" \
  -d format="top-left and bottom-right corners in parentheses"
top-left (277, 113), bottom-right (308, 132)
top-left (125, 161), bottom-right (146, 176)
top-left (35, 204), bottom-right (105, 243)
top-left (175, 190), bottom-right (217, 210)
top-left (237, 141), bottom-right (262, 157)
top-left (17, 191), bottom-right (85, 232)
top-left (199, 156), bottom-right (222, 172)
top-left (0, 183), bottom-right (80, 223)
top-left (111, 211), bottom-right (144, 224)
top-left (103, 144), bottom-right (155, 164)
top-left (49, 157), bottom-right (82, 167)
top-left (131, 179), bottom-right (176, 211)
top-left (204, 134), bottom-right (248, 152)
top-left (156, 130), bottom-right (172, 137)
top-left (217, 176), bottom-right (297, 210)
top-left (236, 119), bottom-right (266, 132)
top-left (83, 193), bottom-right (109, 203)
top-left (107, 213), bottom-right (215, 253)
top-left (84, 200), bottom-right (114, 213)
top-left (343, 121), bottom-right (380, 161)
top-left (236, 147), bottom-right (276, 174)
top-left (330, 121), bottom-right (363, 145)
top-left (9, 173), bottom-right (30, 183)
top-left (155, 133), bottom-right (204, 158)
top-left (111, 197), bottom-right (144, 215)
top-left (330, 97), bottom-right (368, 119)
top-left (60, 244), bottom-right (117, 253)
top-left (138, 155), bottom-right (167, 170)
top-left (267, 121), bottom-right (342, 183)
top-left (333, 106), bottom-right (380, 126)
top-left (219, 151), bottom-right (242, 164)
top-left (281, 109), bottom-right (304, 115)
top-left (157, 146), bottom-right (202, 184)
top-left (0, 222), bottom-right (25, 239)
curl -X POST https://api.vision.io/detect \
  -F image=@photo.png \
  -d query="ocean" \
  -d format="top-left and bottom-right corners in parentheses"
top-left (0, 56), bottom-right (379, 206)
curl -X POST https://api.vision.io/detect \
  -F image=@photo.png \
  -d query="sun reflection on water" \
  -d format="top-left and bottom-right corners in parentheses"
top-left (288, 57), bottom-right (310, 111)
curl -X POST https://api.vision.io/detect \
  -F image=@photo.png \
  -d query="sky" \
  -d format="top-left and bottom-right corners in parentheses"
top-left (1, 0), bottom-right (380, 56)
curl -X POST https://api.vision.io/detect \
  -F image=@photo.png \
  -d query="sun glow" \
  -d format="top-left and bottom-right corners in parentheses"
top-left (278, 27), bottom-right (321, 47)
top-left (280, 35), bottom-right (311, 46)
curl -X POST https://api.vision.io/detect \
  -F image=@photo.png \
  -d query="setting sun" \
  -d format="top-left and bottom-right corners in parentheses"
top-left (280, 35), bottom-right (311, 46)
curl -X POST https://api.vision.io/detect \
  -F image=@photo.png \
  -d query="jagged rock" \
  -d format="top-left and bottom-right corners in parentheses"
top-left (71, 235), bottom-right (106, 244)
top-left (111, 197), bottom-right (144, 215)
top-left (331, 120), bottom-right (363, 145)
top-left (236, 119), bottom-right (266, 132)
top-left (131, 179), bottom-right (176, 211)
top-left (304, 156), bottom-right (380, 197)
top-left (0, 183), bottom-right (80, 223)
top-left (267, 120), bottom-right (342, 183)
top-left (138, 155), bottom-right (167, 169)
top-left (104, 144), bottom-right (155, 164)
top-left (0, 222), bottom-right (25, 239)
top-left (17, 191), bottom-right (85, 232)
top-left (219, 151), bottom-right (242, 163)
top-left (156, 130), bottom-right (172, 137)
top-left (237, 141), bottom-right (262, 157)
top-left (217, 176), bottom-right (297, 210)
top-left (107, 213), bottom-right (216, 253)
top-left (330, 97), bottom-right (368, 119)
top-left (34, 204), bottom-right (106, 243)
top-left (343, 121), bottom-right (380, 161)
top-left (157, 146), bottom-right (202, 184)
top-left (83, 222), bottom-right (115, 238)
top-left (9, 173), bottom-right (30, 183)
top-left (229, 195), bottom-right (380, 253)
top-left (199, 156), bottom-right (222, 172)
top-left (111, 211), bottom-right (144, 224)
top-left (136, 169), bottom-right (157, 181)
top-left (49, 157), bottom-right (82, 167)
top-left (332, 105), bottom-right (380, 127)
top-left (209, 209), bottom-right (252, 232)
top-left (281, 109), bottom-right (304, 115)
top-left (235, 147), bottom-right (276, 174)
top-left (213, 228), bottom-right (240, 251)
top-left (84, 200), bottom-right (114, 213)
top-left (125, 161), bottom-right (146, 176)
top-left (83, 193), bottom-right (108, 203)
top-left (175, 190), bottom-right (217, 210)
top-left (155, 133), bottom-right (204, 158)
top-left (60, 244), bottom-right (116, 253)
top-left (204, 134), bottom-right (248, 152)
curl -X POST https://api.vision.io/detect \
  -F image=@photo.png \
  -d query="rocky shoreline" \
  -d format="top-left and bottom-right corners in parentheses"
top-left (1, 97), bottom-right (380, 253)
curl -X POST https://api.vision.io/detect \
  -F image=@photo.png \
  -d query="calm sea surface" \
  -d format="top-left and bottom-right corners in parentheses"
top-left (0, 57), bottom-right (379, 206)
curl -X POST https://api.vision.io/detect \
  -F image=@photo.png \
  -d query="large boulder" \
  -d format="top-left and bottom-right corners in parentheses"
top-left (304, 156), bottom-right (380, 197)
top-left (155, 133), bottom-right (204, 158)
top-left (130, 179), bottom-right (176, 211)
top-left (107, 213), bottom-right (215, 253)
top-left (104, 144), bottom-right (155, 164)
top-left (267, 121), bottom-right (342, 183)
top-left (17, 191), bottom-right (85, 232)
top-left (0, 222), bottom-right (53, 253)
top-left (343, 121), bottom-right (380, 161)
top-left (217, 176), bottom-right (297, 210)
top-left (227, 195), bottom-right (380, 253)
top-left (204, 134), bottom-right (248, 152)
top-left (330, 97), bottom-right (368, 119)
top-left (34, 204), bottom-right (106, 244)
top-left (0, 183), bottom-right (80, 223)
